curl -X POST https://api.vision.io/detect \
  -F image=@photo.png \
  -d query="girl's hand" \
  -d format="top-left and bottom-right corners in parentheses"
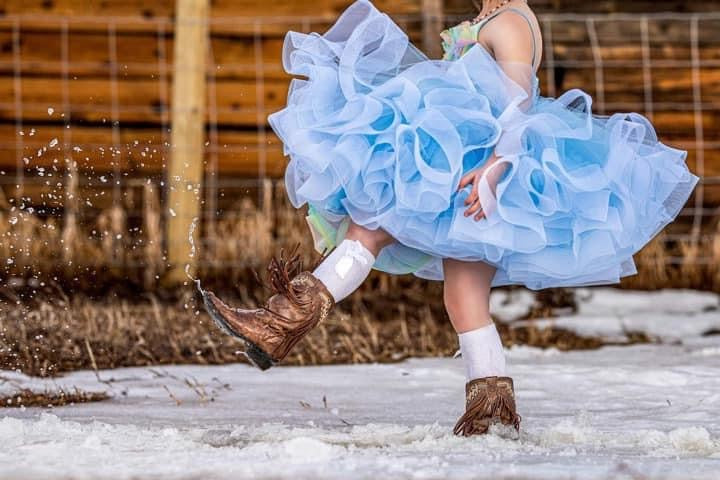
top-left (457, 152), bottom-right (508, 221)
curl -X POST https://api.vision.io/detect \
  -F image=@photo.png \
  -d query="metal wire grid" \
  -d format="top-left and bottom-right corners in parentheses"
top-left (0, 11), bottom-right (717, 268)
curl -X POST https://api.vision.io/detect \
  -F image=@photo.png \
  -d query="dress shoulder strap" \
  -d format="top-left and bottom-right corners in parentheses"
top-left (476, 7), bottom-right (539, 68)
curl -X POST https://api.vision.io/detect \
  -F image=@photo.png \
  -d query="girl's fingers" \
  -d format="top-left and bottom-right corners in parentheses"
top-left (464, 185), bottom-right (477, 206)
top-left (457, 171), bottom-right (474, 191)
top-left (465, 173), bottom-right (481, 206)
top-left (459, 163), bottom-right (493, 219)
top-left (458, 166), bottom-right (486, 191)
top-left (464, 198), bottom-right (483, 216)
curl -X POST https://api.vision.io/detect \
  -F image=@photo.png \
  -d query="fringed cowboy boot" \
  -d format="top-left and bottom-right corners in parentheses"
top-left (453, 376), bottom-right (521, 437)
top-left (198, 243), bottom-right (334, 371)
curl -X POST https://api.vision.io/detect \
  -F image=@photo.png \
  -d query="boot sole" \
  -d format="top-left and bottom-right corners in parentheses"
top-left (197, 284), bottom-right (275, 371)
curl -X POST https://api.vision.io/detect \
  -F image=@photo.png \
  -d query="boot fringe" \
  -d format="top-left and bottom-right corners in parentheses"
top-left (453, 380), bottom-right (521, 437)
top-left (253, 242), bottom-right (333, 311)
top-left (252, 243), bottom-right (303, 306)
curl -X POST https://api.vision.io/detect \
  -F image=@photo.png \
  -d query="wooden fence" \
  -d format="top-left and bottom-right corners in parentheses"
top-left (0, 0), bottom-right (718, 279)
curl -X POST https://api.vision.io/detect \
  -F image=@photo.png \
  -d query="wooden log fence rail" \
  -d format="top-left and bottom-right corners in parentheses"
top-left (0, 7), bottom-right (718, 271)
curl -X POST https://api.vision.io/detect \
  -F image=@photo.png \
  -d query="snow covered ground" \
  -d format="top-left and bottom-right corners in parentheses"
top-left (494, 287), bottom-right (720, 342)
top-left (1, 288), bottom-right (719, 480)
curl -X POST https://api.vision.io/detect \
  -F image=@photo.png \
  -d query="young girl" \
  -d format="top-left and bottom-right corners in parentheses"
top-left (201, 0), bottom-right (698, 437)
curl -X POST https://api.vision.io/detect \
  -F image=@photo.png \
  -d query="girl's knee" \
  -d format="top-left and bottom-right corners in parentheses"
top-left (346, 222), bottom-right (394, 250)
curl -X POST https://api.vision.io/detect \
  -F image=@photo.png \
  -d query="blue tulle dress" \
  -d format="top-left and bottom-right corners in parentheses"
top-left (267, 0), bottom-right (699, 289)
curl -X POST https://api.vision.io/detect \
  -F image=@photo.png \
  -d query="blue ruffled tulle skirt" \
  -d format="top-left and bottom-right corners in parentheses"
top-left (267, 0), bottom-right (699, 289)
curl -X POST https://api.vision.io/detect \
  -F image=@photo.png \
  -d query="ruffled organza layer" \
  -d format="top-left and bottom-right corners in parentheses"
top-left (267, 0), bottom-right (699, 288)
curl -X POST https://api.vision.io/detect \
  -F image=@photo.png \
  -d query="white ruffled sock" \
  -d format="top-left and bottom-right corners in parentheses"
top-left (312, 238), bottom-right (376, 303)
top-left (458, 323), bottom-right (507, 381)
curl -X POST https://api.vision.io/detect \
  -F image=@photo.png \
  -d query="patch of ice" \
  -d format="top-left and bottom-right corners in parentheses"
top-left (515, 288), bottom-right (720, 342)
top-left (575, 288), bottom-right (719, 316)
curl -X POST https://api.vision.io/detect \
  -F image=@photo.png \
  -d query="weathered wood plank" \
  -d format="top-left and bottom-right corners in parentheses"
top-left (4, 157), bottom-right (717, 213)
top-left (0, 0), bottom-right (424, 35)
top-left (556, 67), bottom-right (720, 104)
top-left (2, 25), bottom-right (718, 80)
top-left (0, 125), bottom-right (287, 176)
top-left (0, 30), bottom-right (292, 79)
top-left (6, 0), bottom-right (719, 19)
top-left (0, 121), bottom-right (713, 176)
top-left (0, 0), bottom-right (421, 17)
top-left (1, 67), bottom-right (718, 126)
top-left (446, 0), bottom-right (720, 14)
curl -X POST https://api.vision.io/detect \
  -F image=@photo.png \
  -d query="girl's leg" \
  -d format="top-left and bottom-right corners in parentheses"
top-left (312, 220), bottom-right (395, 303)
top-left (442, 258), bottom-right (506, 380)
top-left (343, 220), bottom-right (396, 258)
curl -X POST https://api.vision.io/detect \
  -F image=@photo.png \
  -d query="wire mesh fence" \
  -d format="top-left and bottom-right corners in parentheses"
top-left (0, 10), bottom-right (718, 276)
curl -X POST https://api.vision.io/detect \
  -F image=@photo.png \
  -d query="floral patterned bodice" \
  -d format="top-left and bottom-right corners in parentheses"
top-left (440, 21), bottom-right (487, 61)
top-left (439, 15), bottom-right (541, 98)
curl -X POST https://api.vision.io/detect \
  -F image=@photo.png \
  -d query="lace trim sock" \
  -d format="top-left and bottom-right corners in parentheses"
top-left (312, 238), bottom-right (376, 303)
top-left (458, 323), bottom-right (507, 381)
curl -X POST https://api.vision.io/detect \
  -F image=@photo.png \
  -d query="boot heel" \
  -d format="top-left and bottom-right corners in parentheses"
top-left (244, 342), bottom-right (275, 371)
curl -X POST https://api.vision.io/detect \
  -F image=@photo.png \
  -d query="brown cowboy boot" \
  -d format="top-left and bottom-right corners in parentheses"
top-left (453, 376), bottom-right (521, 437)
top-left (198, 244), bottom-right (334, 371)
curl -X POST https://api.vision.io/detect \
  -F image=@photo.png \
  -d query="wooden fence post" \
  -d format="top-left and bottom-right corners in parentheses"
top-left (164, 0), bottom-right (209, 285)
top-left (422, 0), bottom-right (444, 58)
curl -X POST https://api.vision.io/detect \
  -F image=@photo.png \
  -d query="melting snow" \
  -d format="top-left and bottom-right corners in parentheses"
top-left (1, 343), bottom-right (719, 479)
top-left (512, 288), bottom-right (720, 342)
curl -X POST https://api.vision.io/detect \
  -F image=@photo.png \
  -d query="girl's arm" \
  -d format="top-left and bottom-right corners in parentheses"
top-left (458, 13), bottom-right (537, 221)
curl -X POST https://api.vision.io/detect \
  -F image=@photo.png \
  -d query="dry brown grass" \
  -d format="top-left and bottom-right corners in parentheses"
top-left (0, 285), bottom-right (652, 378)
top-left (622, 220), bottom-right (720, 292)
top-left (0, 388), bottom-right (109, 408)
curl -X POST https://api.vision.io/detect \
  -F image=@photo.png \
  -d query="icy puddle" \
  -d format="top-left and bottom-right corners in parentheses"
top-left (2, 340), bottom-right (720, 479)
